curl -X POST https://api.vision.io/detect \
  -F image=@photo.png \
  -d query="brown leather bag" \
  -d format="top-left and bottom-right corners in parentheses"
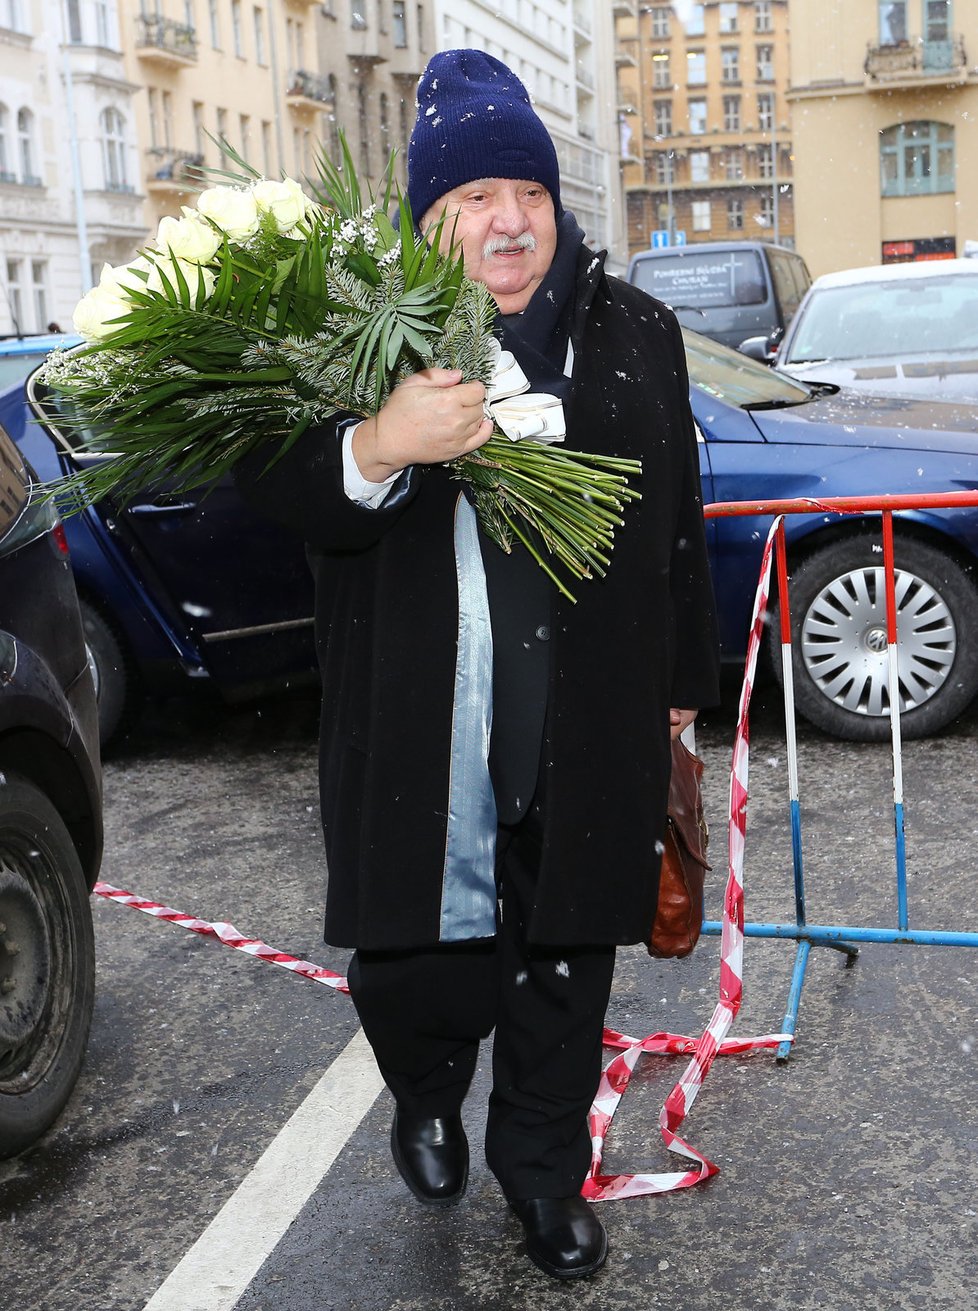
top-left (648, 738), bottom-right (711, 959)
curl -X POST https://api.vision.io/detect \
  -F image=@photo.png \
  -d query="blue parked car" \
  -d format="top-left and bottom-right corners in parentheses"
top-left (12, 328), bottom-right (978, 745)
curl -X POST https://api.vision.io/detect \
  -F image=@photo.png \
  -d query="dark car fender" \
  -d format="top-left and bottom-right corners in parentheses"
top-left (0, 632), bottom-right (103, 886)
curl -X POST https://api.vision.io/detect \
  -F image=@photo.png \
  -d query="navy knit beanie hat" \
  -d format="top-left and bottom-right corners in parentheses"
top-left (407, 49), bottom-right (561, 226)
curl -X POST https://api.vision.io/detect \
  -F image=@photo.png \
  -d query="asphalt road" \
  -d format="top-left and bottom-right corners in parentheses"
top-left (1, 679), bottom-right (976, 1311)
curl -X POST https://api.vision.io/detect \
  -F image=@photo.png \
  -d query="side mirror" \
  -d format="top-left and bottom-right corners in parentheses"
top-left (738, 336), bottom-right (773, 363)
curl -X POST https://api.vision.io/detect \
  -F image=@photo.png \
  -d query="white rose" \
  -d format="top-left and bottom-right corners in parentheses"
top-left (72, 282), bottom-right (132, 341)
top-left (155, 213), bottom-right (222, 264)
top-left (196, 185), bottom-right (261, 241)
top-left (252, 177), bottom-right (311, 232)
top-left (99, 256), bottom-right (154, 295)
top-left (145, 253), bottom-right (217, 301)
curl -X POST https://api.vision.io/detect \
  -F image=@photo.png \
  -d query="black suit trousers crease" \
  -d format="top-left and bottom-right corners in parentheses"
top-left (346, 795), bottom-right (617, 1201)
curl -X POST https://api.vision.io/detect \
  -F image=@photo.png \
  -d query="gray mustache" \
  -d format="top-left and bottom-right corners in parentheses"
top-left (482, 233), bottom-right (537, 258)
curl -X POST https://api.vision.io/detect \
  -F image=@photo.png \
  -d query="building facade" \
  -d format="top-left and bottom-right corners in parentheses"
top-left (787, 0), bottom-right (978, 276)
top-left (431, 0), bottom-right (625, 263)
top-left (1, 0), bottom-right (145, 334)
top-left (615, 0), bottom-right (795, 260)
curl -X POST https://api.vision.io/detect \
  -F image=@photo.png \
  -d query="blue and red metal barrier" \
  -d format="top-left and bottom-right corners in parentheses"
top-left (701, 491), bottom-right (978, 1059)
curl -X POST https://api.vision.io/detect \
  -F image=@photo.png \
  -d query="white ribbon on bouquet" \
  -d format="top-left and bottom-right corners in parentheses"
top-left (484, 339), bottom-right (566, 444)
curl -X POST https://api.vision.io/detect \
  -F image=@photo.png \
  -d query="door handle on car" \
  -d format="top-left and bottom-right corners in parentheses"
top-left (125, 500), bottom-right (198, 515)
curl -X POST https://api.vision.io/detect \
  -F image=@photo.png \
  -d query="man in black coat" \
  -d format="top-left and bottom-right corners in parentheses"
top-left (238, 49), bottom-right (719, 1281)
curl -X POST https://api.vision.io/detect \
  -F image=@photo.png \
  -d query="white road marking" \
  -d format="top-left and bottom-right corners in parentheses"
top-left (142, 1027), bottom-right (385, 1311)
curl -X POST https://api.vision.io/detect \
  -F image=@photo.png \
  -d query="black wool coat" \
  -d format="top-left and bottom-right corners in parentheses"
top-left (236, 250), bottom-right (720, 949)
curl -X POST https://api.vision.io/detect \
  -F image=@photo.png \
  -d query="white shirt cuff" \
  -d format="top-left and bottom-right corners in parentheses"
top-left (342, 422), bottom-right (401, 509)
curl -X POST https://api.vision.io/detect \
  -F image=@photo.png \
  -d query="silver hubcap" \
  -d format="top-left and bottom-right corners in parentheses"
top-left (800, 565), bottom-right (956, 717)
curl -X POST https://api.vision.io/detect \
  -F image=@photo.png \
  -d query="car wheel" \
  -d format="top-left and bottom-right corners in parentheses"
top-left (80, 599), bottom-right (135, 747)
top-left (772, 534), bottom-right (978, 741)
top-left (0, 774), bottom-right (95, 1158)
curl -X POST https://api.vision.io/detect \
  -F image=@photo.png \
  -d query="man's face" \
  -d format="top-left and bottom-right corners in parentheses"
top-left (422, 178), bottom-right (557, 315)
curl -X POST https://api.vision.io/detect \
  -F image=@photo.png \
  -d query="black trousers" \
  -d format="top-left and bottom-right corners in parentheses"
top-left (346, 799), bottom-right (616, 1200)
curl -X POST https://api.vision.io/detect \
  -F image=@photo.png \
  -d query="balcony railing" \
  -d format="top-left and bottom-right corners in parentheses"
top-left (135, 14), bottom-right (198, 65)
top-left (145, 148), bottom-right (205, 193)
top-left (865, 34), bottom-right (966, 83)
top-left (285, 68), bottom-right (336, 110)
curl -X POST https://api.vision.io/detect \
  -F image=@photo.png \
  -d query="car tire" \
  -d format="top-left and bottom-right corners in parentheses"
top-left (80, 599), bottom-right (136, 747)
top-left (0, 774), bottom-right (95, 1159)
top-left (772, 534), bottom-right (978, 741)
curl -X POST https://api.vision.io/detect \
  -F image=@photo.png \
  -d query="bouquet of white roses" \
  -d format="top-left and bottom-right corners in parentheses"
top-left (40, 141), bottom-right (640, 601)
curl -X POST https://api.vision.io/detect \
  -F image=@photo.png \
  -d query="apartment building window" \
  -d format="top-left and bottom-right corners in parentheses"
top-left (357, 81), bottom-right (370, 176)
top-left (261, 119), bottom-right (272, 175)
top-left (6, 259), bottom-right (23, 329)
top-left (757, 91), bottom-right (774, 130)
top-left (292, 125), bottom-right (300, 174)
top-left (924, 1), bottom-right (949, 42)
top-left (719, 2), bottom-right (738, 32)
top-left (756, 45), bottom-right (774, 81)
top-left (303, 127), bottom-right (311, 175)
top-left (184, 0), bottom-right (195, 29)
top-left (653, 100), bottom-right (672, 135)
top-left (240, 114), bottom-right (251, 162)
top-left (688, 99), bottom-right (707, 134)
top-left (17, 108), bottom-right (37, 183)
top-left (879, 2), bottom-right (907, 43)
top-left (0, 105), bottom-right (8, 180)
top-left (100, 107), bottom-right (128, 190)
top-left (651, 52), bottom-right (670, 88)
top-left (758, 142), bottom-right (774, 178)
top-left (686, 4), bottom-right (705, 36)
top-left (650, 5), bottom-right (670, 38)
top-left (692, 199), bottom-right (711, 232)
top-left (724, 146), bottom-right (743, 179)
top-left (722, 46), bottom-right (740, 82)
top-left (727, 197), bottom-right (744, 230)
top-left (393, 0), bottom-right (407, 45)
top-left (754, 1), bottom-right (773, 33)
top-left (686, 50), bottom-right (706, 85)
top-left (654, 150), bottom-right (675, 184)
top-left (399, 93), bottom-right (409, 157)
top-left (375, 93), bottom-right (389, 163)
top-left (95, 0), bottom-right (111, 44)
top-left (162, 89), bottom-right (173, 148)
top-left (231, 0), bottom-right (243, 55)
top-left (217, 106), bottom-right (228, 148)
top-left (296, 19), bottom-right (305, 65)
top-left (192, 101), bottom-right (205, 156)
top-left (351, 0), bottom-right (367, 29)
top-left (723, 95), bottom-right (740, 131)
top-left (253, 6), bottom-right (266, 63)
top-left (759, 194), bottom-right (774, 226)
top-left (66, 0), bottom-right (82, 41)
top-left (147, 87), bottom-right (159, 147)
top-left (1, 0), bottom-right (27, 34)
top-left (208, 0), bottom-right (220, 47)
top-left (689, 150), bottom-right (709, 182)
top-left (880, 120), bottom-right (954, 196)
top-left (31, 260), bottom-right (47, 329)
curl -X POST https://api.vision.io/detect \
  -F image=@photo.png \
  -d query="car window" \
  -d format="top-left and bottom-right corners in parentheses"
top-left (784, 272), bottom-right (978, 363)
top-left (0, 352), bottom-right (49, 390)
top-left (631, 250), bottom-right (767, 310)
top-left (0, 425), bottom-right (56, 557)
top-left (769, 251), bottom-right (808, 320)
top-left (682, 328), bottom-right (812, 407)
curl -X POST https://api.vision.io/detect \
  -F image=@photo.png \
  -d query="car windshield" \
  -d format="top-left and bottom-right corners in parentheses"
top-left (681, 328), bottom-right (812, 407)
top-left (783, 273), bottom-right (978, 363)
top-left (0, 352), bottom-right (50, 390)
top-left (631, 250), bottom-right (767, 310)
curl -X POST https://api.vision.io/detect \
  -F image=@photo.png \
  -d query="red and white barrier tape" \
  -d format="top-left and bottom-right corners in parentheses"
top-left (583, 514), bottom-right (793, 1201)
top-left (93, 882), bottom-right (349, 992)
top-left (95, 525), bottom-right (790, 1201)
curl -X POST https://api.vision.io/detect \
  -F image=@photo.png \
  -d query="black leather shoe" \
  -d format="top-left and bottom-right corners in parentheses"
top-left (510, 1197), bottom-right (608, 1279)
top-left (390, 1110), bottom-right (468, 1206)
